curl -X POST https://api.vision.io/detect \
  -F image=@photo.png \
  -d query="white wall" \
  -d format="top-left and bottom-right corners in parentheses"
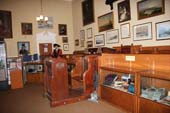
top-left (0, 0), bottom-right (74, 57)
top-left (73, 0), bottom-right (170, 50)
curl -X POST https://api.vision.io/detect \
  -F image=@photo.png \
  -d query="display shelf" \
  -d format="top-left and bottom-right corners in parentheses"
top-left (24, 62), bottom-right (44, 84)
top-left (138, 71), bottom-right (170, 113)
top-left (99, 66), bottom-right (144, 113)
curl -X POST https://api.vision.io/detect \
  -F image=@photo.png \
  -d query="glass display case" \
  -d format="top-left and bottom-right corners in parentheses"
top-left (99, 66), bottom-right (141, 113)
top-left (138, 71), bottom-right (170, 113)
top-left (0, 41), bottom-right (8, 90)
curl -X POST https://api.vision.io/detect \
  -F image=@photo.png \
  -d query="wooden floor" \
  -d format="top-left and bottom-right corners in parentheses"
top-left (0, 84), bottom-right (126, 113)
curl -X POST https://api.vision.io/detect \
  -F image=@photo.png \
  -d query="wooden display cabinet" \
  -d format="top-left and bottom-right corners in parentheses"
top-left (24, 62), bottom-right (44, 84)
top-left (99, 66), bottom-right (142, 113)
top-left (138, 71), bottom-right (170, 113)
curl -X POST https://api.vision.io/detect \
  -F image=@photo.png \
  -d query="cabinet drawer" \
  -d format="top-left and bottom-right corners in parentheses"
top-left (101, 85), bottom-right (136, 113)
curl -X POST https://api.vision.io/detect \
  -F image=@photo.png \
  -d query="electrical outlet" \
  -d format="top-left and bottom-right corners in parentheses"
top-left (125, 56), bottom-right (135, 61)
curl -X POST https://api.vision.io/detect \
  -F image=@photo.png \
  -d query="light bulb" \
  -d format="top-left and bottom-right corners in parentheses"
top-left (40, 15), bottom-right (43, 20)
top-left (44, 16), bottom-right (48, 21)
top-left (36, 17), bottom-right (40, 21)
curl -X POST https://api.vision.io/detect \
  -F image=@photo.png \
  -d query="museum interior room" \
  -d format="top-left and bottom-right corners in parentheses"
top-left (0, 0), bottom-right (170, 113)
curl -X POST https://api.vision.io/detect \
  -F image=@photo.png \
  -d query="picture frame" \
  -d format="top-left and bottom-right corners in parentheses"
top-left (82, 0), bottom-right (94, 26)
top-left (87, 28), bottom-right (92, 39)
top-left (87, 41), bottom-right (93, 48)
top-left (80, 40), bottom-right (85, 47)
top-left (58, 24), bottom-right (67, 35)
top-left (95, 34), bottom-right (105, 47)
top-left (63, 44), bottom-right (69, 51)
top-left (21, 23), bottom-right (32, 35)
top-left (98, 12), bottom-right (114, 32)
top-left (75, 39), bottom-right (79, 46)
top-left (106, 29), bottom-right (119, 44)
top-left (156, 20), bottom-right (170, 40)
top-left (17, 41), bottom-right (30, 55)
top-left (118, 0), bottom-right (131, 23)
top-left (62, 37), bottom-right (68, 43)
top-left (133, 22), bottom-right (152, 41)
top-left (120, 23), bottom-right (130, 39)
top-left (0, 10), bottom-right (13, 38)
top-left (137, 0), bottom-right (165, 20)
top-left (80, 30), bottom-right (85, 40)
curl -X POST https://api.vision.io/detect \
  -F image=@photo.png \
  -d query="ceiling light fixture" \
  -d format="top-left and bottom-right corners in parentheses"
top-left (36, 0), bottom-right (48, 23)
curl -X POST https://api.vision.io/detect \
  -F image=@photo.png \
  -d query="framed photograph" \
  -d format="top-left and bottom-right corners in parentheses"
top-left (62, 37), bottom-right (68, 43)
top-left (133, 22), bottom-right (152, 41)
top-left (98, 12), bottom-right (114, 32)
top-left (80, 30), bottom-right (85, 40)
top-left (137, 0), bottom-right (165, 20)
top-left (106, 29), bottom-right (119, 44)
top-left (37, 64), bottom-right (44, 72)
top-left (95, 34), bottom-right (105, 47)
top-left (82, 0), bottom-right (94, 26)
top-left (0, 10), bottom-right (12, 38)
top-left (21, 23), bottom-right (32, 35)
top-left (63, 44), bottom-right (69, 51)
top-left (38, 16), bottom-right (53, 29)
top-left (80, 40), bottom-right (85, 47)
top-left (58, 24), bottom-right (67, 35)
top-left (75, 39), bottom-right (79, 46)
top-left (118, 0), bottom-right (131, 23)
top-left (87, 41), bottom-right (93, 48)
top-left (120, 23), bottom-right (130, 39)
top-left (87, 28), bottom-right (92, 39)
top-left (156, 20), bottom-right (170, 40)
top-left (17, 41), bottom-right (30, 55)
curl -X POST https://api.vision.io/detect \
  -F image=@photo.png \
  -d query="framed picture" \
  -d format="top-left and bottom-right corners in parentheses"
top-left (87, 28), bottom-right (92, 39)
top-left (80, 40), bottom-right (85, 47)
top-left (87, 41), bottom-right (93, 48)
top-left (63, 44), bottom-right (69, 51)
top-left (137, 0), bottom-right (165, 20)
top-left (38, 16), bottom-right (53, 29)
top-left (98, 12), bottom-right (114, 32)
top-left (80, 30), bottom-right (85, 40)
top-left (62, 37), bottom-right (68, 43)
top-left (21, 23), bottom-right (32, 35)
top-left (120, 23), bottom-right (130, 39)
top-left (133, 22), bottom-right (152, 41)
top-left (17, 41), bottom-right (30, 55)
top-left (58, 24), bottom-right (67, 35)
top-left (82, 0), bottom-right (94, 26)
top-left (106, 29), bottom-right (119, 44)
top-left (0, 10), bottom-right (12, 38)
top-left (118, 0), bottom-right (131, 23)
top-left (95, 34), bottom-right (105, 47)
top-left (75, 39), bottom-right (79, 46)
top-left (156, 20), bottom-right (170, 40)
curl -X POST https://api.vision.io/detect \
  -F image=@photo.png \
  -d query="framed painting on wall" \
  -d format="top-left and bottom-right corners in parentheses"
top-left (106, 29), bottom-right (119, 44)
top-left (95, 34), bottom-right (105, 47)
top-left (0, 10), bottom-right (12, 38)
top-left (118, 0), bottom-right (131, 23)
top-left (58, 24), bottom-right (67, 35)
top-left (98, 12), bottom-right (114, 32)
top-left (75, 39), bottom-right (79, 46)
top-left (87, 41), bottom-right (93, 48)
top-left (87, 28), bottom-right (92, 39)
top-left (156, 20), bottom-right (170, 40)
top-left (21, 23), bottom-right (32, 35)
top-left (17, 41), bottom-right (30, 55)
top-left (63, 44), bottom-right (69, 51)
top-left (120, 23), bottom-right (130, 39)
top-left (82, 0), bottom-right (94, 26)
top-left (133, 22), bottom-right (152, 41)
top-left (80, 30), bottom-right (85, 40)
top-left (62, 37), bottom-right (68, 43)
top-left (137, 0), bottom-right (165, 20)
